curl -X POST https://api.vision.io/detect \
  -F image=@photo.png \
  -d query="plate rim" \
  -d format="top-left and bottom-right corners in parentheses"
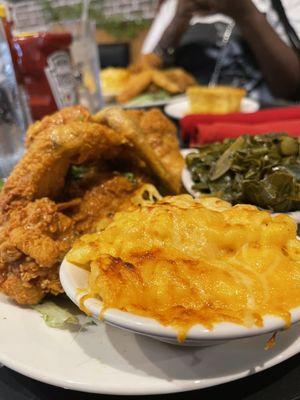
top-left (0, 302), bottom-right (299, 396)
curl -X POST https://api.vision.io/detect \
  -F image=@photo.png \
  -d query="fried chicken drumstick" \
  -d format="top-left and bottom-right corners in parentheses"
top-left (0, 106), bottom-right (184, 305)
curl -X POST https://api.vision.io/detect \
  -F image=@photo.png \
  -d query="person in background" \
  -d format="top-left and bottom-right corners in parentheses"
top-left (141, 0), bottom-right (300, 103)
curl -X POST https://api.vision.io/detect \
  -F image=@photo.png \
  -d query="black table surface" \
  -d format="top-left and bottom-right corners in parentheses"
top-left (0, 353), bottom-right (299, 400)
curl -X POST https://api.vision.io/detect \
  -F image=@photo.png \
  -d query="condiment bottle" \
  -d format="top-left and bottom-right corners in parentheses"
top-left (13, 31), bottom-right (78, 120)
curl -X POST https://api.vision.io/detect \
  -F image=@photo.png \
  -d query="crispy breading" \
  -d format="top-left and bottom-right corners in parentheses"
top-left (163, 68), bottom-right (197, 92)
top-left (25, 105), bottom-right (91, 148)
top-left (96, 107), bottom-right (183, 194)
top-left (117, 65), bottom-right (196, 103)
top-left (71, 175), bottom-right (141, 234)
top-left (0, 198), bottom-right (75, 304)
top-left (117, 70), bottom-right (153, 104)
top-left (0, 122), bottom-right (126, 217)
top-left (138, 108), bottom-right (184, 189)
top-left (128, 53), bottom-right (163, 73)
top-left (152, 70), bottom-right (182, 94)
top-left (0, 106), bottom-right (184, 305)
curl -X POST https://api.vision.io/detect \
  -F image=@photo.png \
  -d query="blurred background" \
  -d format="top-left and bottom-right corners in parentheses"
top-left (9, 0), bottom-right (155, 67)
top-left (0, 0), bottom-right (158, 176)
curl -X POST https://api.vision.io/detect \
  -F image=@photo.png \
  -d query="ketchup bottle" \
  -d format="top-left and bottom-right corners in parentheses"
top-left (13, 31), bottom-right (78, 120)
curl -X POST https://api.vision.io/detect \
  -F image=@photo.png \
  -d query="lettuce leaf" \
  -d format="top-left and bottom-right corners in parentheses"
top-left (33, 301), bottom-right (79, 329)
top-left (127, 90), bottom-right (170, 106)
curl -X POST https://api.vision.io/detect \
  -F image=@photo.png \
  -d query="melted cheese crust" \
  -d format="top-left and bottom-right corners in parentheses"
top-left (67, 195), bottom-right (300, 340)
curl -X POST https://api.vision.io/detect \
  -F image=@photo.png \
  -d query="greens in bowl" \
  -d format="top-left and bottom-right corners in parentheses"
top-left (185, 134), bottom-right (300, 213)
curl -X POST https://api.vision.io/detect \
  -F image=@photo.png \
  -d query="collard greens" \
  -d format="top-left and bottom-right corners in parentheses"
top-left (186, 134), bottom-right (300, 212)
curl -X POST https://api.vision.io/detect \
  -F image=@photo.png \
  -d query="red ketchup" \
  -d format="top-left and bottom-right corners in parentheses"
top-left (13, 32), bottom-right (77, 120)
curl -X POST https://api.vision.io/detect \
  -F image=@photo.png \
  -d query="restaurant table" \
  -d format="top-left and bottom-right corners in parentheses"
top-left (0, 353), bottom-right (299, 400)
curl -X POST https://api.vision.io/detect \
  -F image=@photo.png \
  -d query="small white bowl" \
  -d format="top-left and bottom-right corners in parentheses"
top-left (60, 259), bottom-right (300, 347)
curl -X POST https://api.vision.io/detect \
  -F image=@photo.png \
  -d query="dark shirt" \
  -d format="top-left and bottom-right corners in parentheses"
top-left (174, 22), bottom-right (274, 102)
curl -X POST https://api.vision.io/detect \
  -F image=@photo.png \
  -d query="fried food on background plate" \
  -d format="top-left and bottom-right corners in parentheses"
top-left (0, 106), bottom-right (183, 305)
top-left (117, 68), bottom-right (197, 104)
top-left (128, 53), bottom-right (163, 73)
top-left (117, 70), bottom-right (154, 104)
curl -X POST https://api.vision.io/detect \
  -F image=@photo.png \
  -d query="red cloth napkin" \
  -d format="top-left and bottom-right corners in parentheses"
top-left (180, 106), bottom-right (300, 146)
top-left (191, 120), bottom-right (300, 146)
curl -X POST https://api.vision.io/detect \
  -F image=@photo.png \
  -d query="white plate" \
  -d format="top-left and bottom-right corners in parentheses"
top-left (164, 96), bottom-right (260, 120)
top-left (181, 149), bottom-right (300, 224)
top-left (0, 293), bottom-right (299, 395)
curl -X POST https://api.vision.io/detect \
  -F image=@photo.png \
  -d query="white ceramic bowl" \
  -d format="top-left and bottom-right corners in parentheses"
top-left (60, 259), bottom-right (300, 347)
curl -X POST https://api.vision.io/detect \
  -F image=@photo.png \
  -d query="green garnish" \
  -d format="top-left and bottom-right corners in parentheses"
top-left (32, 301), bottom-right (79, 329)
top-left (127, 90), bottom-right (171, 106)
top-left (0, 179), bottom-right (4, 191)
top-left (123, 172), bottom-right (136, 184)
top-left (69, 165), bottom-right (90, 180)
top-left (186, 133), bottom-right (300, 212)
top-left (33, 301), bottom-right (98, 330)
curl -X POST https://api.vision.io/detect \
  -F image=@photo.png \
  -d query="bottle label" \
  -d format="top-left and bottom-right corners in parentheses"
top-left (45, 51), bottom-right (77, 109)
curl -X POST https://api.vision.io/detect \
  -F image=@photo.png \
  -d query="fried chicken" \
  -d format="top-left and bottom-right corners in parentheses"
top-left (117, 67), bottom-right (196, 103)
top-left (117, 70), bottom-right (154, 104)
top-left (0, 106), bottom-right (184, 305)
top-left (25, 105), bottom-right (91, 148)
top-left (128, 53), bottom-right (163, 73)
top-left (0, 198), bottom-right (74, 304)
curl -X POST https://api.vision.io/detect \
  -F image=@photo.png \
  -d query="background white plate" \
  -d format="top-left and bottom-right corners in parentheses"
top-left (0, 293), bottom-right (299, 395)
top-left (164, 96), bottom-right (260, 120)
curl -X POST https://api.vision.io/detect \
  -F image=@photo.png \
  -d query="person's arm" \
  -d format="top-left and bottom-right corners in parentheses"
top-left (155, 0), bottom-right (300, 100)
top-left (154, 1), bottom-right (209, 65)
top-left (227, 1), bottom-right (300, 100)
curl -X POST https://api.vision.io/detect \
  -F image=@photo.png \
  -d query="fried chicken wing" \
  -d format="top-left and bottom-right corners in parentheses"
top-left (117, 70), bottom-right (153, 104)
top-left (138, 109), bottom-right (184, 189)
top-left (117, 61), bottom-right (197, 103)
top-left (0, 122), bottom-right (126, 217)
top-left (152, 70), bottom-right (182, 94)
top-left (163, 69), bottom-right (197, 92)
top-left (95, 107), bottom-right (183, 194)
